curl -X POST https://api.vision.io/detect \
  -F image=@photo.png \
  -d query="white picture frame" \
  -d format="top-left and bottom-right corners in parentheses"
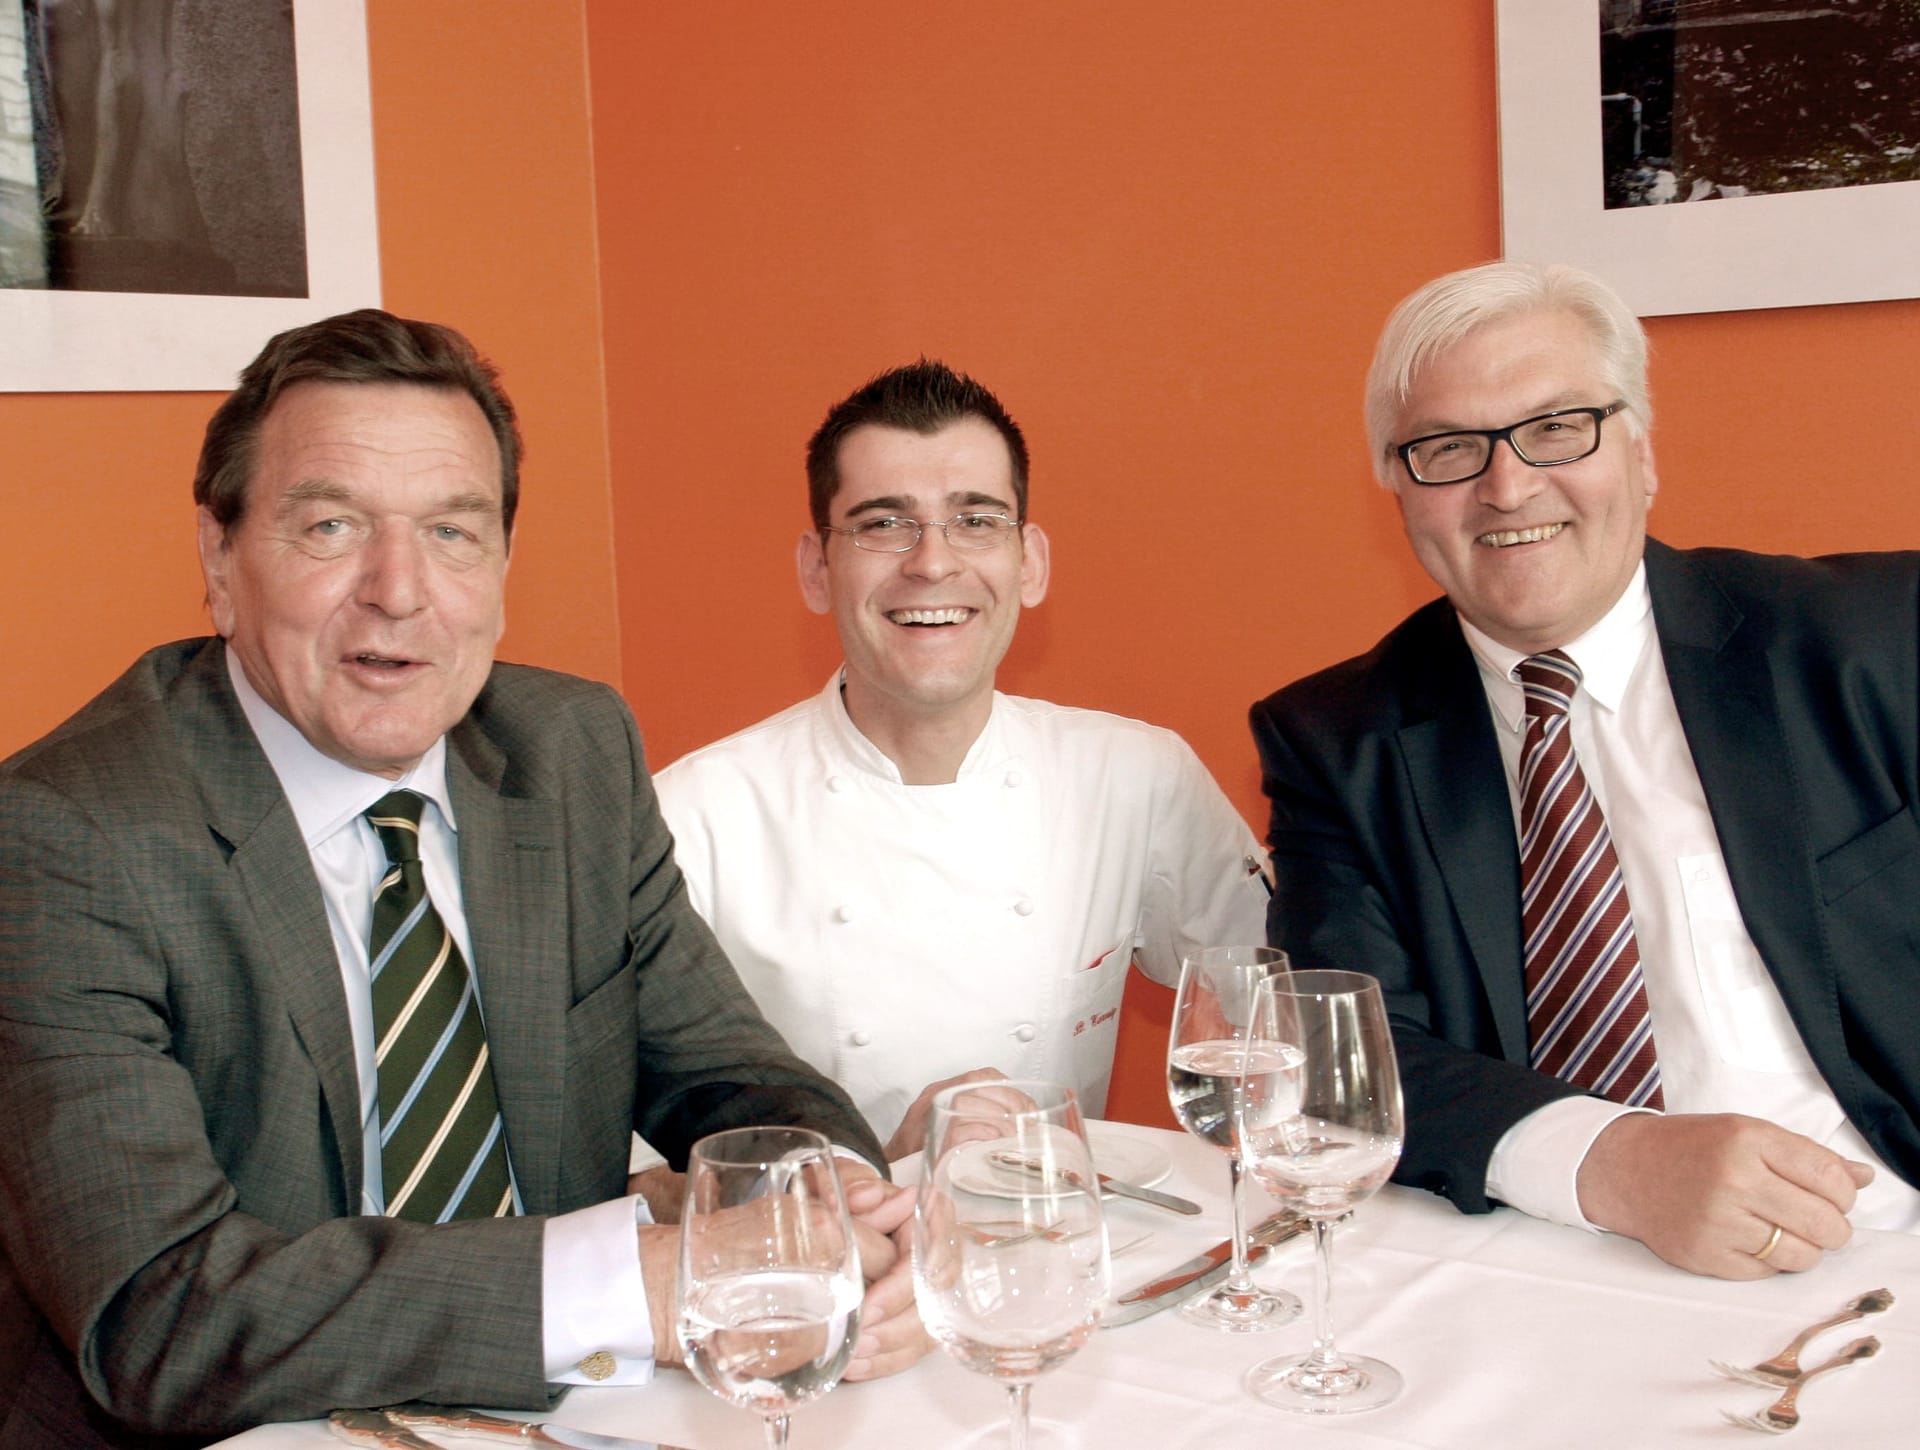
top-left (0, 0), bottom-right (378, 392)
top-left (1497, 0), bottom-right (1920, 317)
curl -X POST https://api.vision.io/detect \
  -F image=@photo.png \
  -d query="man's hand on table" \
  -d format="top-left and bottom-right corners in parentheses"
top-left (883, 1067), bottom-right (1013, 1160)
top-left (636, 1158), bottom-right (934, 1378)
top-left (1576, 1112), bottom-right (1874, 1279)
top-left (838, 1161), bottom-right (934, 1380)
top-left (627, 1164), bottom-right (686, 1222)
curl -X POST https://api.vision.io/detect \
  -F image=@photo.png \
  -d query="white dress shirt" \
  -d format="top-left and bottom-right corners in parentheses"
top-left (227, 654), bottom-right (658, 1383)
top-left (1464, 566), bottom-right (1918, 1232)
top-left (652, 673), bottom-right (1269, 1146)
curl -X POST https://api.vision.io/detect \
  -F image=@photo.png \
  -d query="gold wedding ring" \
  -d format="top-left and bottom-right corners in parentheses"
top-left (1753, 1223), bottom-right (1785, 1262)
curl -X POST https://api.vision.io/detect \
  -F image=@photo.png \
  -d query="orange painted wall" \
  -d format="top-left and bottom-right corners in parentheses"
top-left (586, 2), bottom-right (1920, 1131)
top-left (0, 0), bottom-right (619, 761)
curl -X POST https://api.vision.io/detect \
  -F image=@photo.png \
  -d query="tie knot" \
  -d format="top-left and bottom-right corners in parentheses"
top-left (366, 790), bottom-right (426, 865)
top-left (1517, 650), bottom-right (1581, 720)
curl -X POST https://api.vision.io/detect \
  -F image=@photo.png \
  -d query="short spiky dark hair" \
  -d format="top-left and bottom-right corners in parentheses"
top-left (193, 309), bottom-right (523, 538)
top-left (804, 359), bottom-right (1028, 531)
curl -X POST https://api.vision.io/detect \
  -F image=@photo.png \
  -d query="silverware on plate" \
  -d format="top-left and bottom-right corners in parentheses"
top-left (1721, 1335), bottom-right (1880, 1434)
top-left (373, 1403), bottom-right (690, 1450)
top-left (1710, 1287), bottom-right (1894, 1387)
top-left (985, 1148), bottom-right (1202, 1215)
top-left (328, 1409), bottom-right (441, 1449)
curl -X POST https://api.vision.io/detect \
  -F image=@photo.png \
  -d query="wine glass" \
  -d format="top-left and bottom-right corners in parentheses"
top-left (676, 1127), bottom-right (863, 1448)
top-left (1164, 945), bottom-right (1301, 1331)
top-left (1239, 968), bottom-right (1405, 1413)
top-left (913, 1080), bottom-right (1109, 1450)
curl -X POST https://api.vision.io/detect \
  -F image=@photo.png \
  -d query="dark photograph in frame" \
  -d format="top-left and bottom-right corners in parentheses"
top-left (4, 0), bottom-right (306, 297)
top-left (1599, 0), bottom-right (1920, 210)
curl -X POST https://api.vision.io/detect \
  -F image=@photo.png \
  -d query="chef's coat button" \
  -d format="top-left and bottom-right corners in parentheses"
top-left (849, 1030), bottom-right (872, 1047)
top-left (1005, 768), bottom-right (1024, 787)
top-left (1013, 897), bottom-right (1035, 916)
top-left (1014, 1024), bottom-right (1037, 1043)
top-left (826, 775), bottom-right (846, 793)
top-left (833, 904), bottom-right (854, 924)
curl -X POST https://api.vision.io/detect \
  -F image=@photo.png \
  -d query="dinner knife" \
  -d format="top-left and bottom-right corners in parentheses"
top-left (328, 1409), bottom-right (445, 1449)
top-left (383, 1402), bottom-right (691, 1450)
top-left (1101, 1210), bottom-right (1310, 1328)
top-left (985, 1149), bottom-right (1203, 1216)
top-left (1095, 1171), bottom-right (1203, 1216)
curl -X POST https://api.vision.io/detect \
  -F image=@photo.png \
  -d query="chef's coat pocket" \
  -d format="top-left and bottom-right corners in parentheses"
top-left (1068, 936), bottom-right (1131, 1044)
top-left (1679, 852), bottom-right (1806, 1074)
top-left (1066, 934), bottom-right (1133, 1114)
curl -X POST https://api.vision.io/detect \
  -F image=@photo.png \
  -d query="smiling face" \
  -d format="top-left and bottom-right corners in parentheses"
top-left (198, 380), bottom-right (510, 778)
top-left (1389, 307), bottom-right (1657, 654)
top-left (797, 417), bottom-right (1049, 752)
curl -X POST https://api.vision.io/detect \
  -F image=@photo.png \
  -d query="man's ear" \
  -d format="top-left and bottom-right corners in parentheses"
top-left (1635, 432), bottom-right (1660, 507)
top-left (1017, 521), bottom-right (1051, 608)
top-left (796, 528), bottom-right (832, 615)
top-left (196, 506), bottom-right (236, 637)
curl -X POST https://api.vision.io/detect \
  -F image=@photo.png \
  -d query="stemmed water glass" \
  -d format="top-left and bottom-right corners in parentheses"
top-left (1239, 968), bottom-right (1405, 1413)
top-left (913, 1080), bottom-right (1109, 1450)
top-left (676, 1127), bottom-right (864, 1448)
top-left (1165, 945), bottom-right (1301, 1331)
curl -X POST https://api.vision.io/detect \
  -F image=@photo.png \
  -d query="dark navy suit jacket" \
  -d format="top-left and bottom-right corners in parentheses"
top-left (1251, 539), bottom-right (1920, 1212)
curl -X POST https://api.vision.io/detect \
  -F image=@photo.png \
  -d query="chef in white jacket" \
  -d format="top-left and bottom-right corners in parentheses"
top-left (649, 360), bottom-right (1267, 1161)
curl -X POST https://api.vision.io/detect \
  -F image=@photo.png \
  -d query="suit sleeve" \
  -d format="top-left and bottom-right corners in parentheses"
top-left (0, 770), bottom-right (553, 1438)
top-left (1249, 691), bottom-right (1579, 1214)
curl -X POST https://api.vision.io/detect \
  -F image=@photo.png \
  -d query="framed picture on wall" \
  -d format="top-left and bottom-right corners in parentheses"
top-left (0, 0), bottom-right (378, 391)
top-left (1497, 0), bottom-right (1920, 316)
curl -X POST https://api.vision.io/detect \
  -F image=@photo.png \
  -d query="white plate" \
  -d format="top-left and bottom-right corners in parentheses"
top-left (945, 1127), bottom-right (1174, 1199)
top-left (1087, 1126), bottom-right (1174, 1189)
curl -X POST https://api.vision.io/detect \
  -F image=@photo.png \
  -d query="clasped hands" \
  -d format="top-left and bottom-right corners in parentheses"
top-left (1575, 1111), bottom-right (1876, 1280)
top-left (633, 1153), bottom-right (931, 1380)
top-left (628, 1065), bottom-right (1041, 1380)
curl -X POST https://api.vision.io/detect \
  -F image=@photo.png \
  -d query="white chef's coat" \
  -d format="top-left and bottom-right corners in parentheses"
top-left (653, 673), bottom-right (1268, 1144)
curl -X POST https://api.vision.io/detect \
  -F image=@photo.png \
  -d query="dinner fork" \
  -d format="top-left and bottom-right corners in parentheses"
top-left (1709, 1287), bottom-right (1894, 1386)
top-left (1720, 1336), bottom-right (1879, 1434)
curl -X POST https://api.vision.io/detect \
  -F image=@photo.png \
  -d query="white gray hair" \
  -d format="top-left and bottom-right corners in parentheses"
top-left (1363, 260), bottom-right (1651, 487)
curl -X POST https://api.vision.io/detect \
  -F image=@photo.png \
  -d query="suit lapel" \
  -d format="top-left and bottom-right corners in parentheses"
top-left (1396, 613), bottom-right (1531, 1058)
top-left (447, 715), bottom-right (570, 1215)
top-left (1645, 542), bottom-right (1843, 1073)
top-left (174, 644), bottom-right (366, 1206)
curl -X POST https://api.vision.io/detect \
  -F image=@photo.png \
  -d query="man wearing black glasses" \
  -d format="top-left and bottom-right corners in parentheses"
top-left (1252, 260), bottom-right (1919, 1281)
top-left (642, 360), bottom-right (1267, 1167)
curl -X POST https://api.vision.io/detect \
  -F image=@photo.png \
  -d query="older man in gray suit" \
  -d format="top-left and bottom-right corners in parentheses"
top-left (0, 312), bottom-right (922, 1448)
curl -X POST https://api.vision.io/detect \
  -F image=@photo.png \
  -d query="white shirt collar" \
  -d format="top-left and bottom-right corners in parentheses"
top-left (225, 648), bottom-right (457, 848)
top-left (818, 667), bottom-right (1005, 784)
top-left (1458, 560), bottom-right (1655, 734)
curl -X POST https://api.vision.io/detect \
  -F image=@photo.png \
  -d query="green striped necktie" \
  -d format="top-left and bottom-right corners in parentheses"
top-left (366, 790), bottom-right (516, 1222)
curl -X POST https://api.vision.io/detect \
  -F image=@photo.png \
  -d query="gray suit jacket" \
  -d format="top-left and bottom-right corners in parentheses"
top-left (1251, 541), bottom-right (1920, 1211)
top-left (0, 639), bottom-right (882, 1448)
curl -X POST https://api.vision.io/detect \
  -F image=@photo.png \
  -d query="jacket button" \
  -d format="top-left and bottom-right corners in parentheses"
top-left (833, 904), bottom-right (854, 923)
top-left (1013, 897), bottom-right (1035, 916)
top-left (1014, 1024), bottom-right (1036, 1043)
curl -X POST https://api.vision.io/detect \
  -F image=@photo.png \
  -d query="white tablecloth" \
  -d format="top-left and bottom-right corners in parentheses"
top-left (214, 1122), bottom-right (1918, 1449)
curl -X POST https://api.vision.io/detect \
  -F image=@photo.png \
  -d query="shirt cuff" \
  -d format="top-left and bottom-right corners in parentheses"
top-left (540, 1195), bottom-right (658, 1385)
top-left (1485, 1096), bottom-right (1653, 1230)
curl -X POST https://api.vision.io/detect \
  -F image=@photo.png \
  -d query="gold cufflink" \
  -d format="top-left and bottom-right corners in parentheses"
top-left (577, 1350), bottom-right (616, 1381)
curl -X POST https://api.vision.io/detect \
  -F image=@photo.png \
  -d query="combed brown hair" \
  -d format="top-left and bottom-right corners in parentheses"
top-left (193, 309), bottom-right (524, 538)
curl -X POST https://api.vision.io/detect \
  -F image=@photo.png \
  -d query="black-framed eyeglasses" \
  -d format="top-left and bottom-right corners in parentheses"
top-left (1394, 402), bottom-right (1627, 486)
top-left (821, 512), bottom-right (1022, 553)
